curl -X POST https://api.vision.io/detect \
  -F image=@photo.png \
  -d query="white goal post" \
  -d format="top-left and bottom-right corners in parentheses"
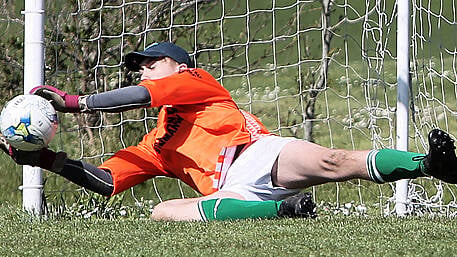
top-left (21, 0), bottom-right (457, 217)
top-left (395, 0), bottom-right (411, 216)
top-left (22, 0), bottom-right (45, 215)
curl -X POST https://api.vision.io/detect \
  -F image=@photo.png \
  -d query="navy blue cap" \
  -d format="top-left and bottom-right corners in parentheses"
top-left (125, 42), bottom-right (194, 71)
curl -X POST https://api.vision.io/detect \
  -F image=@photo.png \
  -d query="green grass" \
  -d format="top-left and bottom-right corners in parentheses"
top-left (1, 205), bottom-right (456, 257)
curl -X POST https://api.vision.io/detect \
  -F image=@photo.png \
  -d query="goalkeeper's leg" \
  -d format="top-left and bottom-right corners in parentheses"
top-left (273, 129), bottom-right (457, 188)
top-left (150, 191), bottom-right (316, 221)
top-left (274, 140), bottom-right (424, 188)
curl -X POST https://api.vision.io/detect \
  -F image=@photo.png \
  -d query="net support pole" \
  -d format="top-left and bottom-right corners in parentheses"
top-left (395, 0), bottom-right (411, 216)
top-left (21, 0), bottom-right (45, 215)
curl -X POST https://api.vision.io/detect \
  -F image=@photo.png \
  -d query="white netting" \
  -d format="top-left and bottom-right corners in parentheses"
top-left (41, 0), bottom-right (457, 216)
top-left (407, 0), bottom-right (457, 216)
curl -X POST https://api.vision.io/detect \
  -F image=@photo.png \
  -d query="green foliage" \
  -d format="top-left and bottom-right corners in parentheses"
top-left (0, 154), bottom-right (22, 206)
top-left (0, 1), bottom-right (23, 104)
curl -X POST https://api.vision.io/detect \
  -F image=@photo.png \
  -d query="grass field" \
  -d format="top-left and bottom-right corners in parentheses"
top-left (1, 205), bottom-right (456, 257)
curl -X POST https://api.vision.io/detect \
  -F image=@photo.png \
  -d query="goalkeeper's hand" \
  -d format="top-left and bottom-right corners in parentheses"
top-left (0, 133), bottom-right (66, 172)
top-left (30, 85), bottom-right (81, 113)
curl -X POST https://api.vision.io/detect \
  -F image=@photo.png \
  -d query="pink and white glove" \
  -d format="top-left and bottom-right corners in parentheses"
top-left (30, 85), bottom-right (81, 113)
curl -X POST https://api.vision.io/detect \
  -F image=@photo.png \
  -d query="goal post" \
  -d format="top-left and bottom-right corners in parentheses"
top-left (17, 0), bottom-right (456, 217)
top-left (21, 0), bottom-right (45, 215)
top-left (395, 0), bottom-right (411, 216)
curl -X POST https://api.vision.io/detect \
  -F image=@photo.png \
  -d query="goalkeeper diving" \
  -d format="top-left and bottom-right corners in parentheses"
top-left (1, 42), bottom-right (457, 221)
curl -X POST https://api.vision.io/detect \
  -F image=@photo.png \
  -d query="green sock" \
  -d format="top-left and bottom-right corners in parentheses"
top-left (198, 198), bottom-right (282, 221)
top-left (366, 149), bottom-right (426, 183)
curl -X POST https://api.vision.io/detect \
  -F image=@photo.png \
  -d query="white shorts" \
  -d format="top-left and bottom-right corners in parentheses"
top-left (219, 135), bottom-right (301, 201)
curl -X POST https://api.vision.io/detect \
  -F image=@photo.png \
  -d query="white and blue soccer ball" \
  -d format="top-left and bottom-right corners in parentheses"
top-left (0, 94), bottom-right (58, 151)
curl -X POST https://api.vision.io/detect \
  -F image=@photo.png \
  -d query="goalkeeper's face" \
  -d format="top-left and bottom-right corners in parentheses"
top-left (139, 57), bottom-right (186, 80)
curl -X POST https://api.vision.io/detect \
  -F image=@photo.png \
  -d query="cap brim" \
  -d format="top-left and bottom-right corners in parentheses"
top-left (125, 50), bottom-right (167, 71)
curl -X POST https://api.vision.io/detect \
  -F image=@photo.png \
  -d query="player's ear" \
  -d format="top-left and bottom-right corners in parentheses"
top-left (178, 63), bottom-right (188, 72)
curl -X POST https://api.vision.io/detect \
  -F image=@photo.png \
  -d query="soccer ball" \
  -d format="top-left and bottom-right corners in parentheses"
top-left (0, 94), bottom-right (58, 151)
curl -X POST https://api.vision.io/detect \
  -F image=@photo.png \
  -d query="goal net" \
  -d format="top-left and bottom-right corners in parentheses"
top-left (37, 0), bottom-right (457, 217)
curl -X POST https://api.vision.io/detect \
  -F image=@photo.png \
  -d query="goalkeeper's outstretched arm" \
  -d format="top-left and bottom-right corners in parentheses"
top-left (0, 135), bottom-right (114, 196)
top-left (80, 86), bottom-right (151, 113)
top-left (53, 156), bottom-right (114, 196)
top-left (30, 85), bottom-right (151, 113)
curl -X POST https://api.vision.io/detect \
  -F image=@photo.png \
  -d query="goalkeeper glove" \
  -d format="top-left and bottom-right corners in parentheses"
top-left (0, 133), bottom-right (67, 173)
top-left (30, 85), bottom-right (82, 113)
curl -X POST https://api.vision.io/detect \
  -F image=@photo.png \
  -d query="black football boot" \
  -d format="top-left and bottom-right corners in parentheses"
top-left (422, 129), bottom-right (457, 184)
top-left (278, 192), bottom-right (317, 218)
